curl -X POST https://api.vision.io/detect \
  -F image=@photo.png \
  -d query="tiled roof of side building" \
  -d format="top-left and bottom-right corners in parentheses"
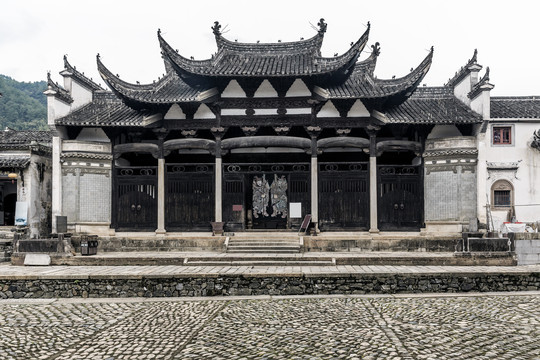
top-left (490, 96), bottom-right (540, 119)
top-left (97, 55), bottom-right (202, 108)
top-left (62, 56), bottom-right (104, 91)
top-left (445, 49), bottom-right (479, 87)
top-left (0, 129), bottom-right (52, 144)
top-left (0, 156), bottom-right (30, 169)
top-left (383, 86), bottom-right (483, 124)
top-left (55, 92), bottom-right (145, 127)
top-left (46, 72), bottom-right (73, 104)
top-left (159, 21), bottom-right (369, 77)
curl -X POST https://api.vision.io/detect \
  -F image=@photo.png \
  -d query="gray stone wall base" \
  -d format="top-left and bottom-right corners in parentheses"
top-left (0, 273), bottom-right (539, 299)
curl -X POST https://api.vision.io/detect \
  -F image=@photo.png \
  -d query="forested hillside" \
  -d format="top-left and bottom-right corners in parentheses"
top-left (0, 75), bottom-right (48, 130)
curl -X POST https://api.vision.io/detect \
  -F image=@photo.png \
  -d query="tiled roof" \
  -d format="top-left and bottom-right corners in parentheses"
top-left (159, 24), bottom-right (369, 77)
top-left (468, 67), bottom-right (493, 99)
top-left (445, 49), bottom-right (479, 87)
top-left (491, 96), bottom-right (540, 119)
top-left (0, 156), bottom-right (30, 169)
top-left (62, 56), bottom-right (104, 91)
top-left (382, 87), bottom-right (483, 124)
top-left (0, 129), bottom-right (52, 144)
top-left (97, 55), bottom-right (202, 106)
top-left (46, 72), bottom-right (73, 104)
top-left (55, 92), bottom-right (146, 127)
top-left (326, 47), bottom-right (433, 100)
top-left (354, 42), bottom-right (380, 75)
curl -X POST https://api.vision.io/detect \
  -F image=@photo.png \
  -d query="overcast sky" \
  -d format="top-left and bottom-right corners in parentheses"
top-left (1, 0), bottom-right (538, 96)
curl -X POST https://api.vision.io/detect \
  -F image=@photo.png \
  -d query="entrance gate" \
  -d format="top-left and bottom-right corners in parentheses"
top-left (166, 163), bottom-right (214, 231)
top-left (222, 163), bottom-right (310, 230)
top-left (378, 165), bottom-right (423, 230)
top-left (114, 167), bottom-right (157, 230)
top-left (318, 162), bottom-right (369, 230)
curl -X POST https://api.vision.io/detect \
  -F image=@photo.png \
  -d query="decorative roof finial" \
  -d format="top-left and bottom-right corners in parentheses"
top-left (472, 48), bottom-right (478, 63)
top-left (96, 53), bottom-right (100, 59)
top-left (484, 66), bottom-right (490, 81)
top-left (371, 42), bottom-right (381, 56)
top-left (317, 18), bottom-right (327, 34)
top-left (212, 21), bottom-right (222, 36)
top-left (367, 21), bottom-right (371, 30)
top-left (158, 28), bottom-right (161, 36)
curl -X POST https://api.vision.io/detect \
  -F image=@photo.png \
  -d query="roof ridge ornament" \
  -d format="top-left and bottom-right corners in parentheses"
top-left (371, 42), bottom-right (381, 56)
top-left (212, 21), bottom-right (222, 36)
top-left (317, 18), bottom-right (327, 34)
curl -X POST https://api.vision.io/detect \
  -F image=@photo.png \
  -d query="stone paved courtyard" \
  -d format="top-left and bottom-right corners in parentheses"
top-left (0, 293), bottom-right (539, 359)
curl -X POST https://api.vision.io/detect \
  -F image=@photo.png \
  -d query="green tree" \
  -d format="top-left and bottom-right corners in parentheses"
top-left (0, 75), bottom-right (47, 130)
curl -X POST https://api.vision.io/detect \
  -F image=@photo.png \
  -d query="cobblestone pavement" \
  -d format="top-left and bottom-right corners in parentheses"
top-left (0, 293), bottom-right (539, 359)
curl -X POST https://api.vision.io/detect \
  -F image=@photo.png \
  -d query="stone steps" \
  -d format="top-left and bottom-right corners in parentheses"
top-left (184, 260), bottom-right (335, 266)
top-left (226, 237), bottom-right (301, 253)
top-left (44, 251), bottom-right (517, 267)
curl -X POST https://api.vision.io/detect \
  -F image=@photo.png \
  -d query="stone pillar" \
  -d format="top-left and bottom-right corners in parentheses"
top-left (156, 158), bottom-right (166, 234)
top-left (215, 154), bottom-right (223, 223)
top-left (368, 127), bottom-right (379, 233)
top-left (51, 135), bottom-right (62, 233)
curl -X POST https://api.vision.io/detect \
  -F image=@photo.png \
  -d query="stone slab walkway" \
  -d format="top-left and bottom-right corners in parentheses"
top-left (1, 261), bottom-right (539, 280)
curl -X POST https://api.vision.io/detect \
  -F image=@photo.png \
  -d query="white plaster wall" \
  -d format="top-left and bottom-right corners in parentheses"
top-left (286, 79), bottom-right (311, 97)
top-left (480, 121), bottom-right (540, 223)
top-left (317, 101), bottom-right (340, 117)
top-left (75, 128), bottom-right (110, 143)
top-left (164, 104), bottom-right (186, 119)
top-left (221, 80), bottom-right (246, 98)
top-left (347, 100), bottom-right (370, 117)
top-left (476, 131), bottom-right (488, 224)
top-left (453, 77), bottom-right (472, 106)
top-left (63, 140), bottom-right (112, 153)
top-left (46, 96), bottom-right (71, 124)
top-left (69, 81), bottom-right (93, 111)
top-left (253, 80), bottom-right (278, 97)
top-left (194, 104), bottom-right (216, 119)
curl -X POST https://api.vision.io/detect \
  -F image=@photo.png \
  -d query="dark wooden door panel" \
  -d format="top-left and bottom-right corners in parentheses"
top-left (115, 167), bottom-right (157, 230)
top-left (318, 162), bottom-right (369, 230)
top-left (378, 165), bottom-right (423, 231)
top-left (166, 164), bottom-right (214, 231)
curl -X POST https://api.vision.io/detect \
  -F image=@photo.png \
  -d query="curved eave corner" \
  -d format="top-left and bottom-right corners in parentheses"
top-left (158, 29), bottom-right (214, 87)
top-left (97, 54), bottom-right (166, 110)
top-left (317, 23), bottom-right (370, 75)
top-left (375, 46), bottom-right (434, 103)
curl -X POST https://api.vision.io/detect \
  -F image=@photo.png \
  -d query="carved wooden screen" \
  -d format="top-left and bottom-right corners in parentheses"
top-left (318, 162), bottom-right (369, 230)
top-left (378, 165), bottom-right (423, 230)
top-left (115, 167), bottom-right (157, 230)
top-left (166, 164), bottom-right (214, 231)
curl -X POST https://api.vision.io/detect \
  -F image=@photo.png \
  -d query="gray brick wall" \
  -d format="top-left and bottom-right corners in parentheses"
top-left (425, 167), bottom-right (476, 221)
top-left (79, 173), bottom-right (111, 222)
top-left (62, 171), bottom-right (79, 222)
top-left (62, 168), bottom-right (111, 223)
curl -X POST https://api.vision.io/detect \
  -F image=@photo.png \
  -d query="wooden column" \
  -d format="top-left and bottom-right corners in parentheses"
top-left (212, 127), bottom-right (225, 224)
top-left (367, 126), bottom-right (379, 233)
top-left (215, 140), bottom-right (223, 223)
top-left (307, 126), bottom-right (321, 233)
top-left (155, 131), bottom-right (167, 234)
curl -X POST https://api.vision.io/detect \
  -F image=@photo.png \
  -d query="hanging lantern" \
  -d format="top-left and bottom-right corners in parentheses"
top-left (7, 172), bottom-right (17, 184)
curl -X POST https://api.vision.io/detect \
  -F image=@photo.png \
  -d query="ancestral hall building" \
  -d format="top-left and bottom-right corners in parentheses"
top-left (45, 21), bottom-right (486, 236)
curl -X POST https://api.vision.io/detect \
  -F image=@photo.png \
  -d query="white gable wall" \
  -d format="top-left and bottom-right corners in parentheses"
top-left (253, 80), bottom-right (278, 97)
top-left (221, 80), bottom-right (246, 98)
